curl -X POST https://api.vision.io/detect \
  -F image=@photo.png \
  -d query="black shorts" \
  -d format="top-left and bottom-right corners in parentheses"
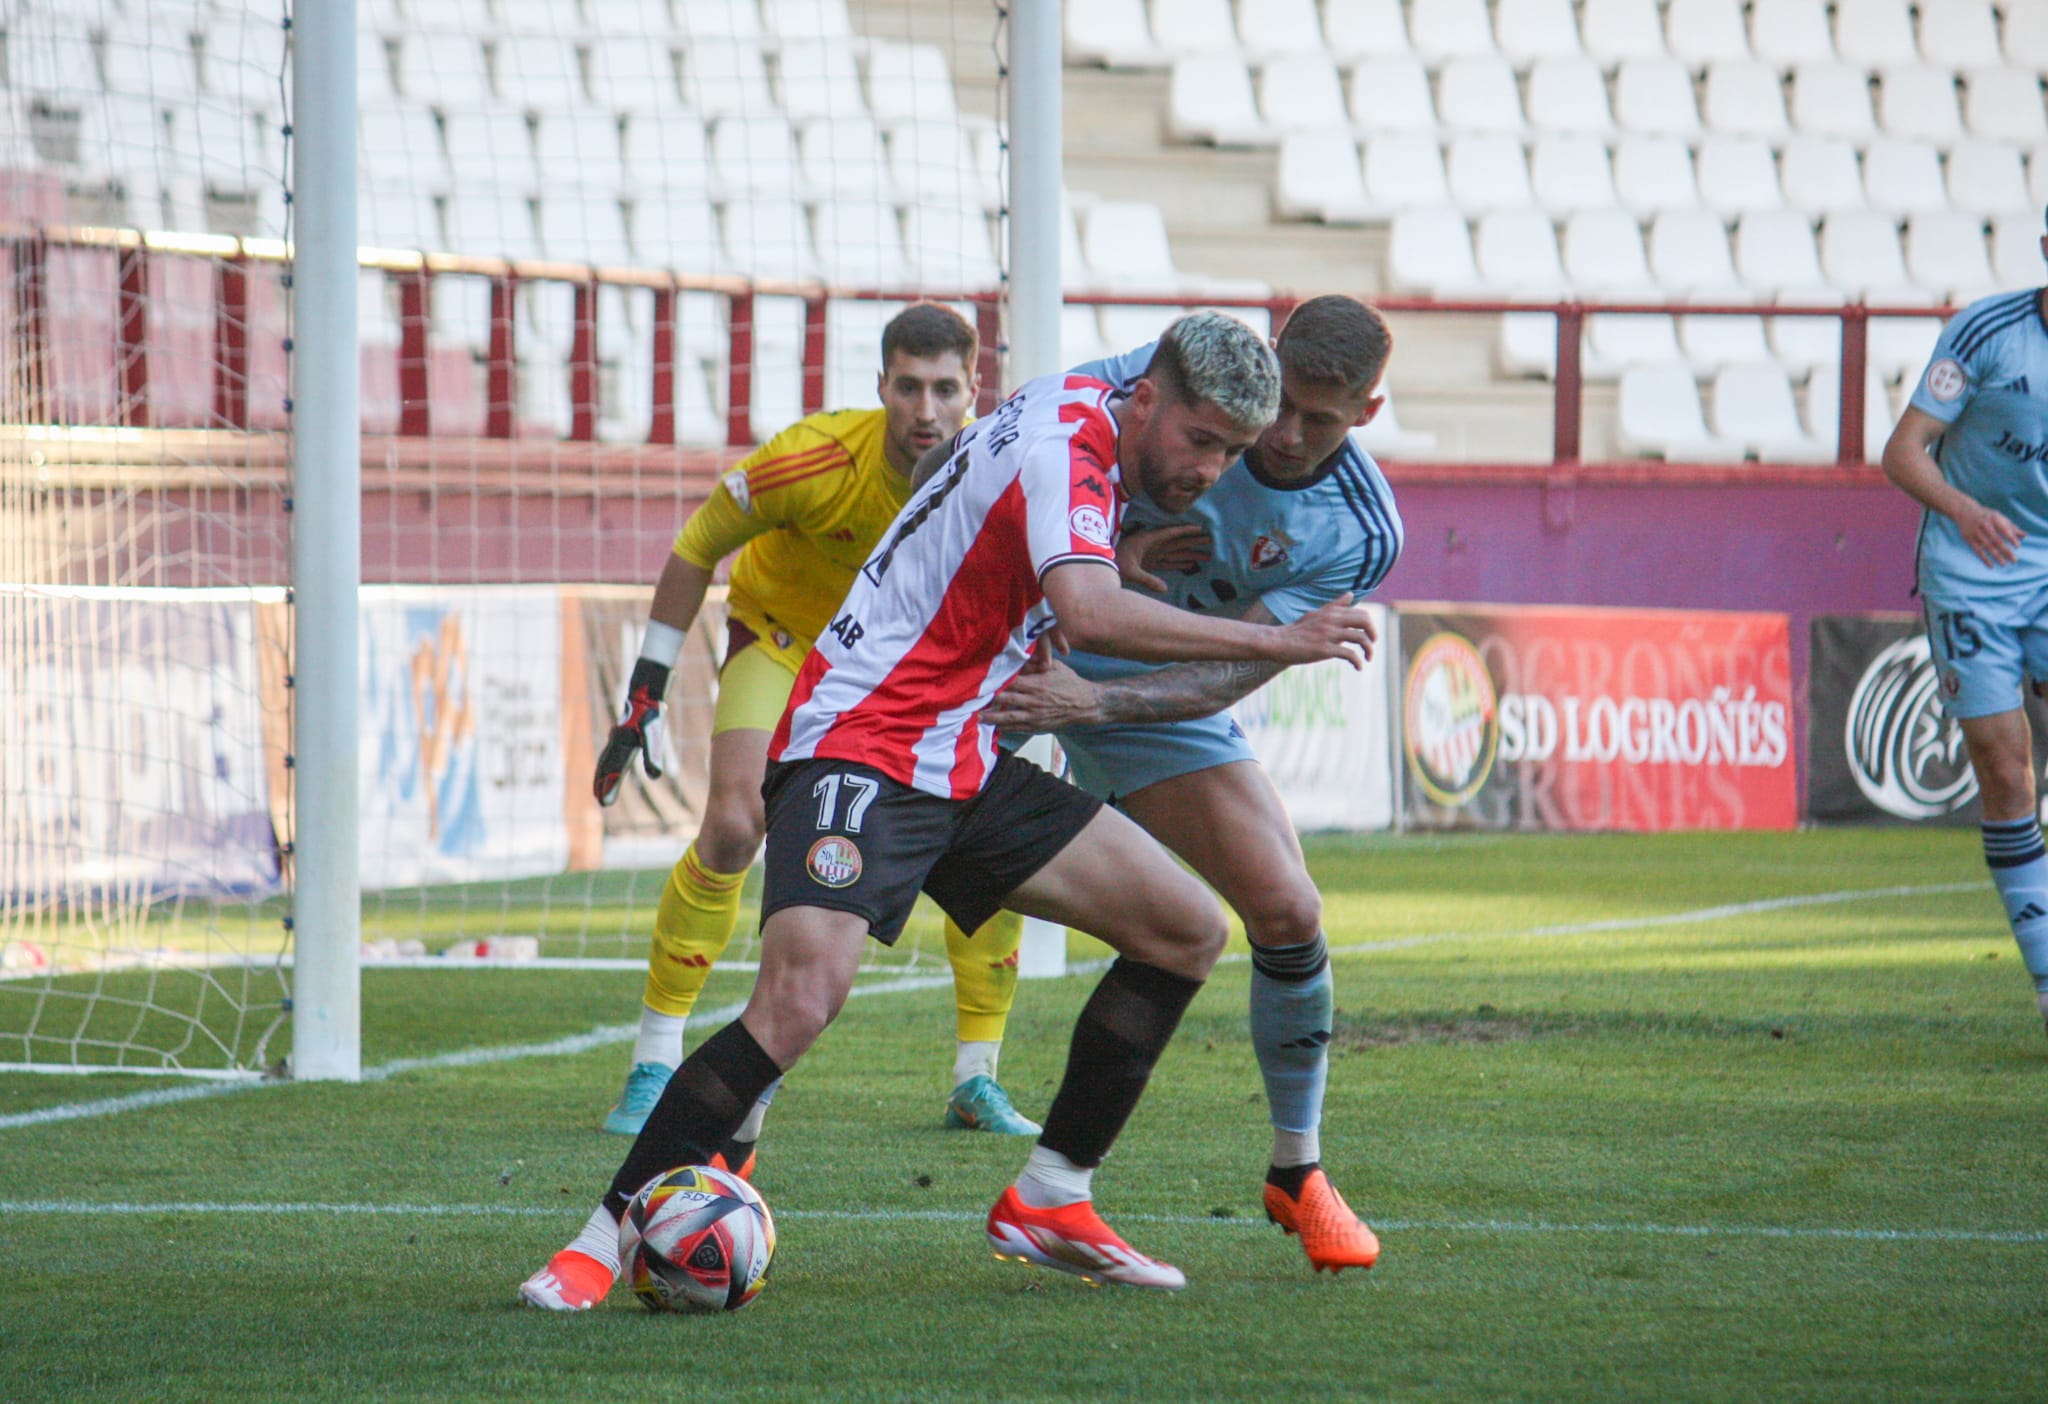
top-left (759, 754), bottom-right (1103, 945)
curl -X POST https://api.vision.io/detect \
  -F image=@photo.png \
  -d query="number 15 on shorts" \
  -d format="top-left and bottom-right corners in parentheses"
top-left (813, 772), bottom-right (880, 832)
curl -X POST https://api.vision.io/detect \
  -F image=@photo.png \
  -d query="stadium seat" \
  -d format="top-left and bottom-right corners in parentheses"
top-left (1475, 207), bottom-right (1568, 290)
top-left (1944, 140), bottom-right (2029, 216)
top-left (1803, 363), bottom-right (1894, 463)
top-left (797, 115), bottom-right (893, 200)
top-left (1878, 66), bottom-right (1964, 143)
top-left (1648, 209), bottom-right (1740, 291)
top-left (394, 33), bottom-right (493, 108)
top-left (1788, 63), bottom-right (1879, 140)
top-left (813, 200), bottom-right (913, 288)
top-left (1529, 136), bottom-right (1618, 216)
top-left (2007, 7), bottom-right (2048, 68)
top-left (822, 300), bottom-right (897, 408)
top-left (406, 0), bottom-right (496, 33)
top-left (1677, 291), bottom-right (1773, 374)
top-left (1061, 304), bottom-right (1111, 364)
top-left (1345, 55), bottom-right (1438, 134)
top-left (1562, 208), bottom-right (1653, 293)
top-left (1748, 0), bottom-right (1835, 69)
top-left (1352, 390), bottom-right (1439, 457)
top-left (441, 111), bottom-right (538, 194)
top-left (1833, 0), bottom-right (1919, 69)
top-left (1360, 133), bottom-right (1451, 214)
top-left (1710, 360), bottom-right (1832, 461)
top-left (494, 0), bottom-right (582, 35)
top-left (1613, 136), bottom-right (1702, 216)
top-left (1916, 0), bottom-right (2003, 69)
top-left (1665, 0), bottom-right (1750, 66)
top-left (775, 40), bottom-right (869, 121)
top-left (762, 0), bottom-right (856, 44)
top-left (1170, 55), bottom-right (1272, 145)
top-left (587, 38), bottom-right (683, 111)
top-left (1447, 135), bottom-right (1534, 214)
top-left (1147, 0), bottom-right (1240, 57)
top-left (1962, 69), bottom-right (2048, 144)
top-left (1257, 54), bottom-right (1351, 134)
top-left (1616, 361), bottom-right (1744, 460)
top-left (2030, 153), bottom-right (2048, 220)
top-left (495, 34), bottom-right (592, 112)
top-left (1989, 211), bottom-right (2046, 287)
top-left (1861, 140), bottom-right (1947, 217)
top-left (863, 42), bottom-right (958, 124)
top-left (1614, 59), bottom-right (1703, 138)
top-left (444, 189), bottom-right (541, 260)
top-left (1702, 61), bottom-right (1790, 140)
top-left (533, 112), bottom-right (627, 195)
top-left (710, 115), bottom-right (804, 198)
top-left (537, 193), bottom-right (632, 264)
top-left (1409, 0), bottom-right (1496, 65)
top-left (1322, 0), bottom-right (1412, 65)
top-left (1275, 128), bottom-right (1371, 221)
top-left (1237, 0), bottom-right (1326, 62)
top-left (1819, 210), bottom-right (1911, 296)
top-left (10, 14), bottom-right (98, 100)
top-left (579, 0), bottom-right (670, 35)
top-left (683, 39), bottom-right (778, 119)
top-left (884, 120), bottom-right (980, 205)
top-left (103, 15), bottom-right (200, 105)
top-left (1904, 210), bottom-right (1996, 300)
top-left (1581, 0), bottom-right (1667, 66)
top-left (722, 198), bottom-right (820, 281)
top-left (1496, 309), bottom-right (1562, 378)
top-left (1495, 0), bottom-right (1582, 67)
top-left (1437, 55), bottom-right (1526, 136)
top-left (1098, 303), bottom-right (1185, 350)
top-left (1585, 310), bottom-right (1683, 380)
top-left (622, 109), bottom-right (713, 197)
top-left (629, 192), bottom-right (726, 272)
top-left (1080, 199), bottom-right (1182, 289)
top-left (677, 0), bottom-right (761, 41)
top-left (1525, 57), bottom-right (1616, 137)
top-left (1779, 138), bottom-right (1866, 217)
top-left (1869, 305), bottom-right (1943, 380)
top-left (1386, 206), bottom-right (1483, 294)
top-left (359, 186), bottom-right (444, 251)
top-left (200, 16), bottom-right (289, 109)
top-left (1736, 210), bottom-right (1826, 292)
top-left (1767, 285), bottom-right (1848, 374)
top-left (1066, 0), bottom-right (1167, 68)
top-left (904, 205), bottom-right (1001, 288)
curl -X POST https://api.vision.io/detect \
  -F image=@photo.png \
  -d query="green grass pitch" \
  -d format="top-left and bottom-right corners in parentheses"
top-left (3, 828), bottom-right (2045, 1402)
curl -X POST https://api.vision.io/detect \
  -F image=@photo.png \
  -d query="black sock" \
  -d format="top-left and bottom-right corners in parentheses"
top-left (1265, 1162), bottom-right (1317, 1199)
top-left (1038, 958), bottom-right (1204, 1169)
top-left (604, 1019), bottom-right (782, 1219)
top-left (717, 1135), bottom-right (757, 1170)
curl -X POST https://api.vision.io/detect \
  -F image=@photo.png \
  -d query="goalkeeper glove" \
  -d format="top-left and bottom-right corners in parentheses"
top-left (594, 657), bottom-right (670, 806)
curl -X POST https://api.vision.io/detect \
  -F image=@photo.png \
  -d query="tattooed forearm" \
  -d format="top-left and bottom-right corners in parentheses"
top-left (1092, 658), bottom-right (1285, 724)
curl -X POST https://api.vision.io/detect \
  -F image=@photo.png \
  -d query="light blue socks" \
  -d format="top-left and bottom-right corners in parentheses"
top-left (1249, 933), bottom-right (1332, 1167)
top-left (1982, 818), bottom-right (2048, 994)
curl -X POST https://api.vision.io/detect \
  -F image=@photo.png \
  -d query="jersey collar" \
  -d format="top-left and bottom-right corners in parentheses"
top-left (1244, 440), bottom-right (1352, 492)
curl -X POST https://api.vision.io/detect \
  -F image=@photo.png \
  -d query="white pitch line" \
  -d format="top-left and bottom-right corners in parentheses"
top-left (0, 1198), bottom-right (2039, 1247)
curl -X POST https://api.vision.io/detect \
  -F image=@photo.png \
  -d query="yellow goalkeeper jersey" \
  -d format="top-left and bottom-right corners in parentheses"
top-left (674, 408), bottom-right (911, 674)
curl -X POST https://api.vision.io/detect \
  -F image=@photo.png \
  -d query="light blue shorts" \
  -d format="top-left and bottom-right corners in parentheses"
top-left (1922, 578), bottom-right (2048, 720)
top-left (1055, 711), bottom-right (1258, 803)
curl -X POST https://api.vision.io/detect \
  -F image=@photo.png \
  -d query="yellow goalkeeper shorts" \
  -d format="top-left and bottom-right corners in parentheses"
top-left (712, 623), bottom-right (802, 736)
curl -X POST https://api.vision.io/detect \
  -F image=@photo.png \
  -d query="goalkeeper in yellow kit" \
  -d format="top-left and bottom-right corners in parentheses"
top-left (593, 303), bottom-right (1036, 1154)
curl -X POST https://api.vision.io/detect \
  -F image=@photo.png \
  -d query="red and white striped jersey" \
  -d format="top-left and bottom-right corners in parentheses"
top-left (770, 373), bottom-right (1127, 798)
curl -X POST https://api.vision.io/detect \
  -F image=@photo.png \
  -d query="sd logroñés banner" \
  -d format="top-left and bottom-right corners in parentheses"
top-left (1398, 604), bottom-right (1796, 832)
top-left (1235, 603), bottom-right (1396, 831)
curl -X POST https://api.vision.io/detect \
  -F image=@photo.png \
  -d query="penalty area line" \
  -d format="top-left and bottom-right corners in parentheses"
top-left (0, 1199), bottom-right (2040, 1247)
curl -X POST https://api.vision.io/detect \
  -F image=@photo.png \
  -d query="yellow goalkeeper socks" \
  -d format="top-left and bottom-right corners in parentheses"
top-left (642, 842), bottom-right (747, 1029)
top-left (946, 908), bottom-right (1023, 1047)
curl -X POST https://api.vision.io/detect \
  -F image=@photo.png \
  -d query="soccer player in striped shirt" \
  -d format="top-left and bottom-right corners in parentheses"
top-left (985, 295), bottom-right (1402, 1272)
top-left (591, 304), bottom-right (1040, 1156)
top-left (521, 312), bottom-right (1380, 1307)
top-left (1884, 223), bottom-right (2048, 1037)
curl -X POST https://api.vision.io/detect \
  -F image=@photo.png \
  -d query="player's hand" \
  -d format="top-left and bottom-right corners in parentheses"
top-left (986, 653), bottom-right (1103, 731)
top-left (1268, 594), bottom-right (1377, 670)
top-left (1955, 499), bottom-right (2024, 567)
top-left (1116, 524), bottom-right (1212, 594)
top-left (594, 658), bottom-right (670, 806)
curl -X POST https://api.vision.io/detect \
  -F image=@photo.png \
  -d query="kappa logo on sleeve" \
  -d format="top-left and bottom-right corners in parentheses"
top-left (1924, 358), bottom-right (1967, 403)
top-left (1069, 504), bottom-right (1113, 548)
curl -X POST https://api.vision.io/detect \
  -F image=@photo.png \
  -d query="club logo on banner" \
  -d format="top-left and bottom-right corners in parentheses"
top-left (1402, 631), bottom-right (1499, 807)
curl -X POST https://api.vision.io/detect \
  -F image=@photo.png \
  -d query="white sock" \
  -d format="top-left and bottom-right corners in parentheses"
top-left (631, 1006), bottom-right (687, 1068)
top-left (569, 1204), bottom-right (623, 1274)
top-left (1272, 1127), bottom-right (1321, 1169)
top-left (2038, 990), bottom-right (2048, 1024)
top-left (1015, 1145), bottom-right (1094, 1208)
top-left (953, 1039), bottom-right (1000, 1087)
top-left (735, 1082), bottom-right (778, 1140)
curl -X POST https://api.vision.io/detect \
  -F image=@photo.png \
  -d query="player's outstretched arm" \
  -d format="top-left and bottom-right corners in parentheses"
top-left (1883, 406), bottom-right (2023, 567)
top-left (1042, 560), bottom-right (1375, 669)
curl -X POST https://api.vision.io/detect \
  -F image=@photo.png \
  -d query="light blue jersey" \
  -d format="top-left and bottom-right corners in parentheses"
top-left (1041, 343), bottom-right (1404, 798)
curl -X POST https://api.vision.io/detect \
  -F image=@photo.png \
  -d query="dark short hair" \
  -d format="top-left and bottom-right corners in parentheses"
top-left (1274, 295), bottom-right (1393, 396)
top-left (881, 302), bottom-right (978, 372)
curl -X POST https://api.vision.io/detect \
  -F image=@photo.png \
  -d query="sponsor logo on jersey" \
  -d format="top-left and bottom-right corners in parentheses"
top-left (1925, 358), bottom-right (1967, 402)
top-left (1402, 632), bottom-right (1499, 808)
top-left (806, 836), bottom-right (863, 888)
top-left (1249, 534), bottom-right (1289, 571)
top-left (1845, 635), bottom-right (1975, 820)
top-left (1069, 504), bottom-right (1113, 548)
top-left (723, 470), bottom-right (753, 513)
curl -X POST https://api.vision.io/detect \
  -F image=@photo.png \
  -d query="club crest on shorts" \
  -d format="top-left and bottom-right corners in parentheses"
top-left (1069, 504), bottom-right (1113, 548)
top-left (1924, 358), bottom-right (1966, 402)
top-left (806, 836), bottom-right (863, 888)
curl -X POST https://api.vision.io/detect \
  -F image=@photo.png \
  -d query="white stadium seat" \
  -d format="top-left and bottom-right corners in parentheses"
top-left (885, 120), bottom-right (980, 205)
top-left (1170, 55), bottom-right (1273, 145)
top-left (709, 115), bottom-right (803, 198)
top-left (1148, 0), bottom-right (1240, 57)
top-left (445, 189), bottom-right (542, 260)
top-left (406, 0), bottom-right (495, 34)
top-left (1275, 128), bottom-right (1371, 221)
top-left (1696, 137), bottom-right (1784, 216)
top-left (588, 39), bottom-right (682, 111)
top-left (1562, 208), bottom-right (1653, 293)
top-left (359, 187), bottom-right (443, 251)
top-left (1361, 133), bottom-right (1452, 213)
top-left (1861, 139), bottom-right (1947, 217)
top-left (1735, 210), bottom-right (1826, 292)
top-left (1869, 304), bottom-right (1942, 381)
top-left (1711, 361), bottom-right (1833, 461)
top-left (1779, 137), bottom-right (1866, 217)
top-left (1833, 0), bottom-right (1919, 69)
top-left (359, 105), bottom-right (447, 192)
top-left (1614, 136), bottom-right (1701, 216)
top-left (630, 194), bottom-right (726, 273)
top-left (1258, 54), bottom-right (1351, 134)
top-left (1989, 212), bottom-right (2046, 287)
top-left (2007, 7), bottom-right (2048, 68)
top-left (1585, 311), bottom-right (1683, 380)
top-left (1080, 200), bottom-right (1182, 289)
top-left (1525, 57), bottom-right (1616, 137)
top-left (1819, 211), bottom-right (1911, 297)
top-left (1346, 55), bottom-right (1438, 134)
top-left (1904, 211), bottom-right (1996, 300)
top-left (1617, 362), bottom-right (1744, 460)
top-left (1495, 0), bottom-right (1582, 67)
top-left (1322, 0), bottom-right (1413, 65)
top-left (1804, 364), bottom-right (1895, 464)
top-left (682, 39), bottom-right (777, 119)
top-left (1703, 61), bottom-right (1790, 140)
top-left (1476, 207), bottom-right (1568, 291)
top-left (1648, 209), bottom-right (1740, 292)
top-left (1749, 0), bottom-right (1834, 69)
top-left (1788, 63), bottom-right (1878, 141)
top-left (1615, 59), bottom-right (1703, 139)
top-left (1352, 392), bottom-right (1440, 457)
top-left (1061, 305), bottom-right (1111, 365)
top-left (441, 111), bottom-right (537, 194)
top-left (495, 35), bottom-right (592, 112)
top-left (865, 42), bottom-right (957, 124)
top-left (1409, 0), bottom-right (1496, 65)
top-left (763, 0), bottom-right (857, 43)
top-left (721, 198), bottom-right (820, 281)
top-left (202, 16), bottom-right (290, 107)
top-left (1447, 135), bottom-right (1534, 214)
top-left (676, 0), bottom-right (760, 40)
top-left (1496, 308), bottom-right (1562, 378)
top-left (1877, 66), bottom-right (1964, 143)
top-left (1530, 136), bottom-right (1618, 216)
top-left (533, 111), bottom-right (626, 194)
top-left (1067, 0), bottom-right (1166, 68)
top-left (798, 116), bottom-right (893, 200)
top-left (775, 41), bottom-right (870, 121)
top-left (1665, 0), bottom-right (1750, 66)
top-left (906, 206), bottom-right (1001, 288)
top-left (1944, 141), bottom-right (2030, 217)
top-left (622, 110), bottom-right (713, 196)
top-left (1582, 0), bottom-right (1667, 66)
top-left (1916, 0), bottom-right (2003, 69)
top-left (104, 15), bottom-right (200, 105)
top-left (2031, 152), bottom-right (2048, 219)
top-left (1238, 0), bottom-right (1327, 62)
top-left (813, 200), bottom-right (914, 288)
top-left (395, 33), bottom-right (493, 107)
top-left (1438, 55), bottom-right (1527, 136)
top-left (537, 193), bottom-right (632, 264)
top-left (1768, 285), bottom-right (1848, 375)
top-left (1963, 69), bottom-right (2048, 145)
top-left (583, 0), bottom-right (672, 36)
top-left (1677, 291), bottom-right (1773, 374)
top-left (1387, 207), bottom-right (1483, 294)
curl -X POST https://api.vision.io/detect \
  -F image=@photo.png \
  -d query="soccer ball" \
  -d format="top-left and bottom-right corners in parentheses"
top-left (619, 1164), bottom-right (776, 1314)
